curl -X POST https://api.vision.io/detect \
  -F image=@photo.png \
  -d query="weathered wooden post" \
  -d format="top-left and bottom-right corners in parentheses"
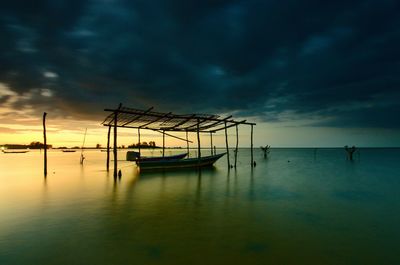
top-left (345, 145), bottom-right (357, 161)
top-left (234, 124), bottom-right (239, 168)
top-left (186, 130), bottom-right (189, 158)
top-left (113, 110), bottom-right (118, 178)
top-left (162, 130), bottom-right (165, 157)
top-left (224, 121), bottom-right (230, 168)
top-left (138, 128), bottom-right (141, 158)
top-left (210, 131), bottom-right (213, 156)
top-left (197, 119), bottom-right (201, 160)
top-left (261, 145), bottom-right (270, 158)
top-left (106, 126), bottom-right (111, 171)
top-left (251, 124), bottom-right (254, 167)
top-left (80, 128), bottom-right (87, 165)
top-left (43, 112), bottom-right (47, 177)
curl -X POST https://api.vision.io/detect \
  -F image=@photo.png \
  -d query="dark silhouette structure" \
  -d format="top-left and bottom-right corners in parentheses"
top-left (43, 112), bottom-right (47, 177)
top-left (345, 145), bottom-right (357, 161)
top-left (101, 104), bottom-right (256, 177)
top-left (260, 145), bottom-right (271, 158)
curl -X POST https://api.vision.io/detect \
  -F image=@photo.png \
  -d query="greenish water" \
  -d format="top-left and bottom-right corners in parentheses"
top-left (0, 148), bottom-right (399, 265)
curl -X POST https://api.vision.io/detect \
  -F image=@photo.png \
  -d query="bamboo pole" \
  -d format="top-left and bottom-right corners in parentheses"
top-left (224, 121), bottom-right (230, 168)
top-left (210, 132), bottom-right (213, 156)
top-left (106, 126), bottom-right (111, 171)
top-left (186, 130), bottom-right (189, 158)
top-left (162, 130), bottom-right (165, 157)
top-left (197, 119), bottom-right (201, 160)
top-left (43, 112), bottom-right (47, 177)
top-left (113, 111), bottom-right (118, 178)
top-left (138, 128), bottom-right (141, 158)
top-left (251, 124), bottom-right (254, 167)
top-left (234, 124), bottom-right (238, 168)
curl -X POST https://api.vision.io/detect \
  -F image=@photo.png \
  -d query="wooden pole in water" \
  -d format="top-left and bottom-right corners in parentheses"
top-left (106, 126), bottom-right (111, 171)
top-left (224, 121), bottom-right (230, 168)
top-left (210, 131), bottom-right (213, 156)
top-left (138, 128), bottom-right (141, 158)
top-left (113, 110), bottom-right (118, 178)
top-left (197, 119), bottom-right (201, 160)
top-left (43, 112), bottom-right (47, 177)
top-left (251, 124), bottom-right (254, 167)
top-left (80, 128), bottom-right (87, 165)
top-left (234, 124), bottom-right (238, 168)
top-left (162, 130), bottom-right (165, 157)
top-left (186, 130), bottom-right (189, 158)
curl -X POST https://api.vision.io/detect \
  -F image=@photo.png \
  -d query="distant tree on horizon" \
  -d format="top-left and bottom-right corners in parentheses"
top-left (128, 141), bottom-right (158, 148)
top-left (28, 142), bottom-right (52, 149)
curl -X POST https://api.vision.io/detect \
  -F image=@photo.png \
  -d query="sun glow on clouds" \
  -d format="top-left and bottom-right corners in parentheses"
top-left (1, 83), bottom-right (399, 148)
top-left (0, 83), bottom-right (17, 99)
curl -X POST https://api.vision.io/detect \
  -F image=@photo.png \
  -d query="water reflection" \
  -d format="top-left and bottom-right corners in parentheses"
top-left (249, 167), bottom-right (255, 202)
top-left (1, 149), bottom-right (400, 265)
top-left (195, 169), bottom-right (202, 206)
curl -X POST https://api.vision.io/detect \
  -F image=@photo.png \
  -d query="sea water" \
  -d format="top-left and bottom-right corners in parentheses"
top-left (0, 148), bottom-right (399, 265)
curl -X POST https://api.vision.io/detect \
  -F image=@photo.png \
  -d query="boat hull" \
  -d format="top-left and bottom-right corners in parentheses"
top-left (2, 150), bottom-right (29, 154)
top-left (137, 153), bottom-right (226, 171)
top-left (127, 151), bottom-right (188, 162)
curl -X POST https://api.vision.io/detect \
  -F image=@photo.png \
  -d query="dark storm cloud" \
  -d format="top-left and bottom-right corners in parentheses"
top-left (0, 0), bottom-right (399, 127)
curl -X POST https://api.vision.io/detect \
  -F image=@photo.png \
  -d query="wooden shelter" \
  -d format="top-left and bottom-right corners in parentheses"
top-left (102, 104), bottom-right (256, 177)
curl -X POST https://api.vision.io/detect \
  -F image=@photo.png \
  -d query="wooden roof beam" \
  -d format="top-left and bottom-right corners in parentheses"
top-left (210, 120), bottom-right (249, 132)
top-left (151, 129), bottom-right (194, 143)
top-left (138, 112), bottom-right (173, 128)
top-left (103, 107), bottom-right (256, 126)
top-left (120, 107), bottom-right (154, 126)
top-left (161, 114), bottom-right (196, 130)
top-left (104, 108), bottom-right (222, 123)
top-left (198, 115), bottom-right (232, 130)
top-left (181, 117), bottom-right (212, 131)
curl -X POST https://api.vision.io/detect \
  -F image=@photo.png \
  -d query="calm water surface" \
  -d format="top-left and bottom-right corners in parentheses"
top-left (1, 148), bottom-right (399, 265)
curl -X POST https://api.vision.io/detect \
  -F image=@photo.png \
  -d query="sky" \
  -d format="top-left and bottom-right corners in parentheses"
top-left (0, 0), bottom-right (399, 147)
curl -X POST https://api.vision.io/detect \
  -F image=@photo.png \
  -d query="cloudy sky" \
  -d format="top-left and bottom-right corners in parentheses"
top-left (0, 0), bottom-right (399, 147)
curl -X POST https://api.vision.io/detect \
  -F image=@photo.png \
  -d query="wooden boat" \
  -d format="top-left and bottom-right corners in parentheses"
top-left (127, 151), bottom-right (188, 162)
top-left (137, 153), bottom-right (226, 171)
top-left (2, 150), bottom-right (29, 154)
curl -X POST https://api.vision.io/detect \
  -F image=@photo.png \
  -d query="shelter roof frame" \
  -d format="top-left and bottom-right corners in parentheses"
top-left (102, 105), bottom-right (256, 133)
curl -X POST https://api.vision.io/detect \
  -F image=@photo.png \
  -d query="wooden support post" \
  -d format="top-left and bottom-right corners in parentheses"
top-left (186, 130), bottom-right (189, 158)
top-left (251, 124), bottom-right (254, 167)
top-left (43, 112), bottom-right (47, 177)
top-left (113, 111), bottom-right (118, 178)
top-left (197, 119), bottom-right (201, 159)
top-left (106, 126), bottom-right (111, 171)
top-left (234, 124), bottom-right (238, 168)
top-left (138, 128), bottom-right (141, 158)
top-left (224, 121), bottom-right (230, 168)
top-left (210, 131), bottom-right (213, 156)
top-left (162, 130), bottom-right (165, 157)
